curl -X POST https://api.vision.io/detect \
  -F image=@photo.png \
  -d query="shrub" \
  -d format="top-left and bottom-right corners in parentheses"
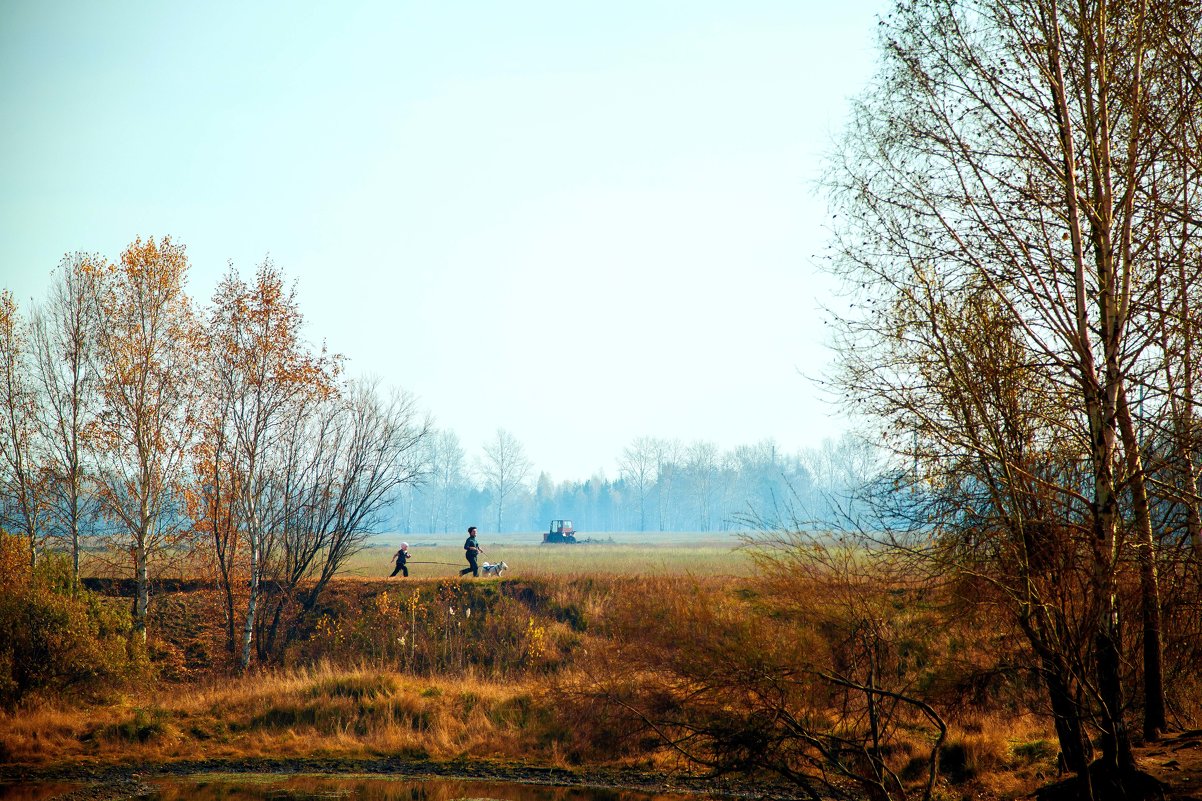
top-left (0, 534), bottom-right (145, 710)
top-left (289, 579), bottom-right (589, 677)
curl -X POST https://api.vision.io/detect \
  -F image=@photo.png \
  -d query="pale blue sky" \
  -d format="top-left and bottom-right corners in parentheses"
top-left (1, 1), bottom-right (885, 481)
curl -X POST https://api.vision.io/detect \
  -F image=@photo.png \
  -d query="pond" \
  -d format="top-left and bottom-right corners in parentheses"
top-left (0, 775), bottom-right (714, 801)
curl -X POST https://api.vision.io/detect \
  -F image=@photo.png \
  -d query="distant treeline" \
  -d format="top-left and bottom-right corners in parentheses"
top-left (392, 431), bottom-right (881, 535)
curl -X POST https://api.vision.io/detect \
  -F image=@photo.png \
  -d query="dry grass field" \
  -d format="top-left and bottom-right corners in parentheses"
top-left (6, 534), bottom-right (1201, 801)
top-left (0, 664), bottom-right (592, 768)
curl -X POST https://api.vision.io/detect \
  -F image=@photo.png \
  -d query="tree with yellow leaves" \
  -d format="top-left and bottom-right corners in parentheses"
top-left (92, 237), bottom-right (202, 639)
top-left (205, 259), bottom-right (338, 669)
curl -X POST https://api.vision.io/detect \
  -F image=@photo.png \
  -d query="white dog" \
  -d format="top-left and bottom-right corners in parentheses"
top-left (480, 560), bottom-right (508, 576)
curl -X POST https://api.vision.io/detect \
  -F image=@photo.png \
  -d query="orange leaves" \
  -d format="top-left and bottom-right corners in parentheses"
top-left (208, 260), bottom-right (338, 406)
top-left (116, 236), bottom-right (190, 300)
top-left (91, 235), bottom-right (204, 633)
top-left (0, 290), bottom-right (17, 332)
top-left (18, 234), bottom-right (425, 652)
top-left (0, 291), bottom-right (25, 389)
top-left (0, 532), bottom-right (33, 589)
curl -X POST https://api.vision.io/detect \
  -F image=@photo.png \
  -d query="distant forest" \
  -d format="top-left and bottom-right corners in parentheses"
top-left (393, 430), bottom-right (878, 535)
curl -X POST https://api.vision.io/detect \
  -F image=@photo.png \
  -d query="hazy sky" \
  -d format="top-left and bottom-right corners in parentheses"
top-left (1, 1), bottom-right (886, 481)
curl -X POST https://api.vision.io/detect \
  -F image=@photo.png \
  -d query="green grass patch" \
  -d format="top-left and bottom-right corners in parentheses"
top-left (308, 673), bottom-right (397, 701)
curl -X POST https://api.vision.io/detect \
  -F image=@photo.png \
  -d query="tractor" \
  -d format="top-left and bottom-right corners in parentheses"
top-left (543, 519), bottom-right (578, 544)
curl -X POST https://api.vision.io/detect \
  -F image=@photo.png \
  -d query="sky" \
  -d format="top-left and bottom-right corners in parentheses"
top-left (0, 1), bottom-right (887, 482)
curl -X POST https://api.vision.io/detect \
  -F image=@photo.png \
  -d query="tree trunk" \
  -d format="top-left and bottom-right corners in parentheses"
top-left (1116, 388), bottom-right (1167, 739)
top-left (69, 458), bottom-right (80, 592)
top-left (215, 543), bottom-right (237, 653)
top-left (135, 537), bottom-right (148, 641)
top-left (1087, 395), bottom-right (1134, 776)
top-left (264, 592), bottom-right (287, 659)
top-left (1188, 495), bottom-right (1202, 563)
top-left (1020, 607), bottom-right (1094, 799)
top-left (1045, 658), bottom-right (1094, 800)
top-left (71, 524), bottom-right (79, 591)
top-left (241, 532), bottom-right (259, 670)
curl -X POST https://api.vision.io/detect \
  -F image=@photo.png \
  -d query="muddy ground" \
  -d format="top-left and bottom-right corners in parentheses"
top-left (1, 756), bottom-right (796, 801)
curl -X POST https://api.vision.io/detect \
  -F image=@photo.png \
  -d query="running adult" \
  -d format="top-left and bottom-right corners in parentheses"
top-left (459, 526), bottom-right (483, 577)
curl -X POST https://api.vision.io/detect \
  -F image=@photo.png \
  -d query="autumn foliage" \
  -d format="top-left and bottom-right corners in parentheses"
top-left (1, 236), bottom-right (427, 672)
top-left (4, 235), bottom-right (1201, 801)
top-left (0, 533), bottom-right (144, 710)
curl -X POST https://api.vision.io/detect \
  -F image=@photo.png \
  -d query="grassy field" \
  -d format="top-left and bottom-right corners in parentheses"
top-left (75, 534), bottom-right (759, 581)
top-left (346, 537), bottom-right (757, 579)
top-left (10, 522), bottom-right (1202, 801)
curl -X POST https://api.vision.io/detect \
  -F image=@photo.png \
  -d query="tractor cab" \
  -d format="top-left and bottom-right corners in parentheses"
top-left (543, 519), bottom-right (577, 544)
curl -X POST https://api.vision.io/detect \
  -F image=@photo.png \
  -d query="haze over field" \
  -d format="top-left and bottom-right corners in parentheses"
top-left (0, 0), bottom-right (888, 481)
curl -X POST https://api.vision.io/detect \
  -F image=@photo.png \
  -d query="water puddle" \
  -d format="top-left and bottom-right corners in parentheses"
top-left (0, 775), bottom-right (709, 801)
top-left (0, 782), bottom-right (80, 801)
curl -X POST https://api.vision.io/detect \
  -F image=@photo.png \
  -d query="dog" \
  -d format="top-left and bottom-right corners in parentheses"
top-left (480, 560), bottom-right (508, 576)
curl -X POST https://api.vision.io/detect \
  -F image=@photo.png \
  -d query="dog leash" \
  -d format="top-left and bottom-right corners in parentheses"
top-left (406, 561), bottom-right (469, 567)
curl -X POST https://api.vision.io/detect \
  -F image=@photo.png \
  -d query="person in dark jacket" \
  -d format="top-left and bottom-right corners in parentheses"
top-left (459, 526), bottom-right (483, 577)
top-left (389, 542), bottom-right (411, 577)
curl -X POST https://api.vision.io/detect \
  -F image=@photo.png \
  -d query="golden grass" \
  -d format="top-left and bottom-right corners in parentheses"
top-left (11, 555), bottom-right (1074, 800)
top-left (0, 617), bottom-right (1075, 801)
top-left (930, 713), bottom-right (1060, 798)
top-left (0, 663), bottom-right (575, 768)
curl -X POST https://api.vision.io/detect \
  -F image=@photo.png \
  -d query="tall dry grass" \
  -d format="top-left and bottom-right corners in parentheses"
top-left (0, 573), bottom-right (672, 770)
top-left (0, 663), bottom-right (572, 767)
top-left (0, 569), bottom-right (1059, 787)
top-left (280, 576), bottom-right (603, 677)
top-left (550, 571), bottom-right (1075, 799)
top-left (10, 552), bottom-right (1197, 801)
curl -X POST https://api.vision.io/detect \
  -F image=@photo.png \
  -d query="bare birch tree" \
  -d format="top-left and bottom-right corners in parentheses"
top-left (428, 429), bottom-right (466, 533)
top-left (260, 380), bottom-right (430, 657)
top-left (29, 254), bottom-right (104, 588)
top-left (619, 436), bottom-right (659, 532)
top-left (0, 291), bottom-right (51, 567)
top-left (684, 440), bottom-right (721, 532)
top-left (651, 437), bottom-right (683, 532)
top-left (478, 428), bottom-right (531, 533)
